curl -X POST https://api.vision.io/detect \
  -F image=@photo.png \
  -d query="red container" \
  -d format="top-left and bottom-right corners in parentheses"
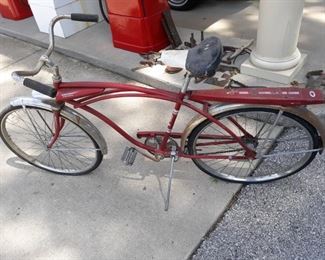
top-left (106, 0), bottom-right (170, 53)
top-left (0, 0), bottom-right (32, 20)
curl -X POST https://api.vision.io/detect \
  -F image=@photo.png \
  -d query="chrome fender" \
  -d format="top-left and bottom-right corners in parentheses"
top-left (10, 97), bottom-right (108, 155)
top-left (181, 104), bottom-right (325, 153)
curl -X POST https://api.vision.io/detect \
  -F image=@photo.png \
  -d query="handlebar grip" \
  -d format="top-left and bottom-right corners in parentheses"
top-left (71, 13), bottom-right (99, 23)
top-left (23, 79), bottom-right (57, 98)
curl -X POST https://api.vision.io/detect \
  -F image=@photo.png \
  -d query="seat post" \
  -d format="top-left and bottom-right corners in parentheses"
top-left (181, 74), bottom-right (192, 93)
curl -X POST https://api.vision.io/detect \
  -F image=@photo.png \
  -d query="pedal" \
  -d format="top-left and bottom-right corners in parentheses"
top-left (121, 147), bottom-right (137, 166)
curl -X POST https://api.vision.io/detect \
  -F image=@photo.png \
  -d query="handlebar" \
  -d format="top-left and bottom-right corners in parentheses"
top-left (12, 13), bottom-right (99, 83)
top-left (23, 78), bottom-right (57, 98)
top-left (45, 14), bottom-right (98, 59)
top-left (71, 13), bottom-right (99, 23)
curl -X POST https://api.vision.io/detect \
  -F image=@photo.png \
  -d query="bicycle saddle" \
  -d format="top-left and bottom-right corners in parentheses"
top-left (160, 37), bottom-right (223, 77)
top-left (185, 37), bottom-right (223, 77)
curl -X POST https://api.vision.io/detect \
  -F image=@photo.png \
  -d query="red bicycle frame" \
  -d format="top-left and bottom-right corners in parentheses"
top-left (52, 79), bottom-right (325, 159)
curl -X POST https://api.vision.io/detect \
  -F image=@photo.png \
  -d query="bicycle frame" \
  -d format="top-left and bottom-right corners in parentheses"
top-left (5, 13), bottom-right (325, 209)
top-left (9, 13), bottom-right (324, 161)
top-left (52, 79), bottom-right (325, 160)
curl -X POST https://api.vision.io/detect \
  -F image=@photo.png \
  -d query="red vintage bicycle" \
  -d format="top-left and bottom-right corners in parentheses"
top-left (1, 14), bottom-right (324, 209)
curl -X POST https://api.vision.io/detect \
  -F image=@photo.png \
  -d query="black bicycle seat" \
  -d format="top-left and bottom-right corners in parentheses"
top-left (186, 37), bottom-right (223, 78)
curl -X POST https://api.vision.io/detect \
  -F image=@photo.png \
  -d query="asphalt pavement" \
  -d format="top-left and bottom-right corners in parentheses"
top-left (192, 153), bottom-right (325, 260)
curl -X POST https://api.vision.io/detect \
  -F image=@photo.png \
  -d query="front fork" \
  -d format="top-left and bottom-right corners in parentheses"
top-left (47, 110), bottom-right (65, 149)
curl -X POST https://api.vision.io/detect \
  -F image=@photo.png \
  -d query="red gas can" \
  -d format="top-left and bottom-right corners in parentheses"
top-left (0, 0), bottom-right (33, 20)
top-left (106, 0), bottom-right (170, 53)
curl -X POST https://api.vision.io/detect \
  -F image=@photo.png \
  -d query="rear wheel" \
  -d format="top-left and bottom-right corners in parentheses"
top-left (0, 105), bottom-right (103, 175)
top-left (187, 108), bottom-right (320, 183)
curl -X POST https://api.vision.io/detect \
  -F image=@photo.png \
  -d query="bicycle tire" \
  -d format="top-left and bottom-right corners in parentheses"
top-left (0, 105), bottom-right (103, 175)
top-left (187, 107), bottom-right (320, 184)
top-left (168, 0), bottom-right (198, 10)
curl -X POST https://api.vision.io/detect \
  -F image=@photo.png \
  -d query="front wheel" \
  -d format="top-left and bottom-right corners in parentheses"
top-left (187, 108), bottom-right (320, 184)
top-left (0, 105), bottom-right (103, 175)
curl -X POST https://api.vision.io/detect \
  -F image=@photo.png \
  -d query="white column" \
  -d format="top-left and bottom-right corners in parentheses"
top-left (241, 0), bottom-right (306, 84)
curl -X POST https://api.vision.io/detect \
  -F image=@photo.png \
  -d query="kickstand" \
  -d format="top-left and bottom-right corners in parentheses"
top-left (165, 146), bottom-right (177, 211)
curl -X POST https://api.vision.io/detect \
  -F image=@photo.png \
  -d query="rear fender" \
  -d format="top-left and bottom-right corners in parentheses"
top-left (10, 97), bottom-right (108, 155)
top-left (181, 104), bottom-right (325, 153)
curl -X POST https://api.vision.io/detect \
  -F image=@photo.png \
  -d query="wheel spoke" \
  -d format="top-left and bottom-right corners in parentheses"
top-left (188, 108), bottom-right (317, 183)
top-left (0, 106), bottom-right (102, 175)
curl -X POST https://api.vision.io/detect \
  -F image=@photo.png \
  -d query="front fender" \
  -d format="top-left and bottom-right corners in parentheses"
top-left (10, 97), bottom-right (108, 155)
top-left (181, 104), bottom-right (325, 153)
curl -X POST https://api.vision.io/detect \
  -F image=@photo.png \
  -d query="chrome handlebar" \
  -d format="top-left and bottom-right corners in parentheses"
top-left (45, 15), bottom-right (72, 57)
top-left (12, 14), bottom-right (98, 82)
top-left (12, 55), bottom-right (56, 82)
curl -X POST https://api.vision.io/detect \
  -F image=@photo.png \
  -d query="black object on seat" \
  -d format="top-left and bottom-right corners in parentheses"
top-left (185, 37), bottom-right (223, 77)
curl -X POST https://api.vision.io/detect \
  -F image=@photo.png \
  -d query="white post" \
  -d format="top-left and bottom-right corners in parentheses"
top-left (241, 0), bottom-right (306, 84)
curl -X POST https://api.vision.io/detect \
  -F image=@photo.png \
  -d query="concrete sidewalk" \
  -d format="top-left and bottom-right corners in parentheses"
top-left (0, 34), bottom-right (242, 260)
